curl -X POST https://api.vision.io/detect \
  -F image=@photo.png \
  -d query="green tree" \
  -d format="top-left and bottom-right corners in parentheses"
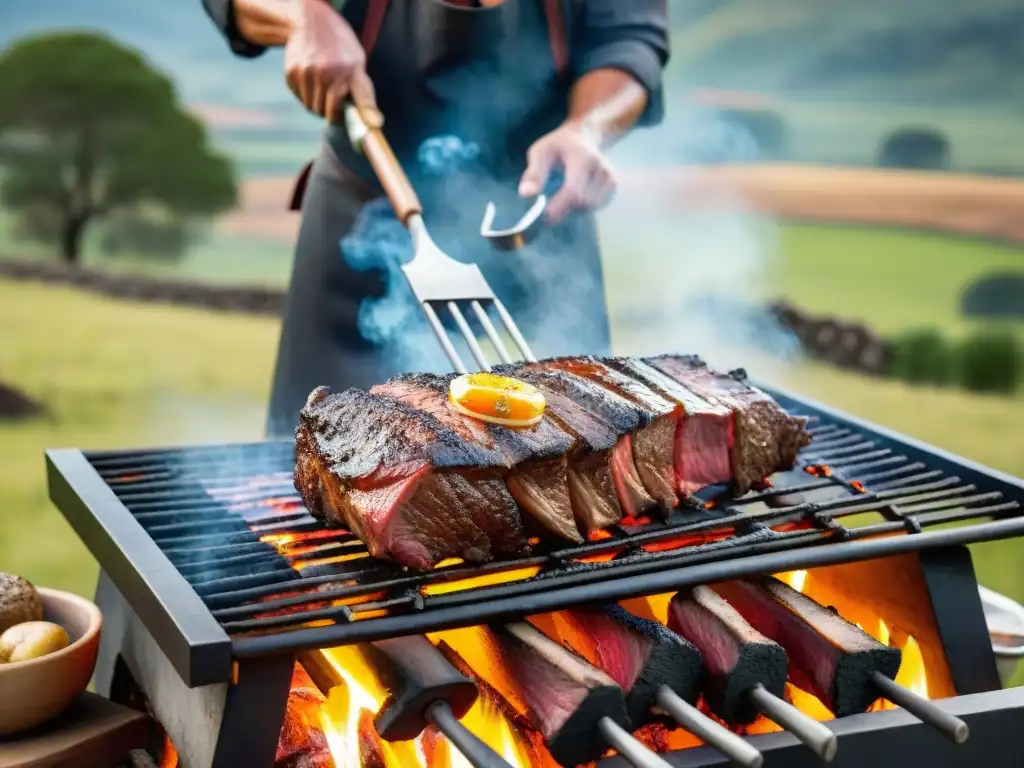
top-left (0, 32), bottom-right (237, 264)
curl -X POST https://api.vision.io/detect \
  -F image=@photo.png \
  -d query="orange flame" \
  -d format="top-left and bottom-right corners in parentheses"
top-left (314, 641), bottom-right (538, 768)
top-left (159, 736), bottom-right (178, 768)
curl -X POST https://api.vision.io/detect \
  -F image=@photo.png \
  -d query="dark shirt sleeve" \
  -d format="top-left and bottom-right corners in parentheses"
top-left (202, 0), bottom-right (268, 58)
top-left (570, 0), bottom-right (670, 127)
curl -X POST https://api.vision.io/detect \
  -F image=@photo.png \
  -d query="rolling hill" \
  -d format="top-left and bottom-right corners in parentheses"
top-left (2, 0), bottom-right (1023, 176)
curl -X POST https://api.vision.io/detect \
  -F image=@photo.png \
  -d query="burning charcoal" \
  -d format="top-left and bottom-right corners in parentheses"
top-left (275, 664), bottom-right (333, 768)
top-left (358, 709), bottom-right (388, 768)
top-left (669, 587), bottom-right (837, 761)
top-left (490, 621), bottom-right (672, 768)
top-left (715, 579), bottom-right (969, 743)
top-left (668, 586), bottom-right (787, 726)
top-left (713, 579), bottom-right (902, 717)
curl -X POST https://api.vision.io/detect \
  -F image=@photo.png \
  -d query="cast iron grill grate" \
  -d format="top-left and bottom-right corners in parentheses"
top-left (46, 386), bottom-right (1024, 684)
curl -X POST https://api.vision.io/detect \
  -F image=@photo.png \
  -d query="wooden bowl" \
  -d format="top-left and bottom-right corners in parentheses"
top-left (0, 587), bottom-right (102, 736)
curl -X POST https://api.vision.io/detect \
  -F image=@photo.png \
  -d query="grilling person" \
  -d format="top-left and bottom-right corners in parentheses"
top-left (201, 0), bottom-right (670, 437)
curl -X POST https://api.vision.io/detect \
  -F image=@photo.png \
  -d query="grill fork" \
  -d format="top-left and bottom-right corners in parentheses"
top-left (344, 103), bottom-right (535, 373)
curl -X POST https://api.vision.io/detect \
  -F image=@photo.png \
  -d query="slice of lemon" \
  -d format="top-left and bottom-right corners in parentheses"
top-left (448, 372), bottom-right (546, 428)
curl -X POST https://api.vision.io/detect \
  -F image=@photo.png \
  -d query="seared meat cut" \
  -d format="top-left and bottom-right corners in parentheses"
top-left (490, 621), bottom-right (630, 766)
top-left (668, 586), bottom-right (788, 726)
top-left (372, 373), bottom-right (581, 543)
top-left (525, 357), bottom-right (680, 512)
top-left (604, 357), bottom-right (735, 495)
top-left (497, 364), bottom-right (659, 530)
top-left (552, 605), bottom-right (704, 728)
top-left (715, 579), bottom-right (902, 716)
top-left (644, 356), bottom-right (811, 494)
top-left (294, 387), bottom-right (528, 569)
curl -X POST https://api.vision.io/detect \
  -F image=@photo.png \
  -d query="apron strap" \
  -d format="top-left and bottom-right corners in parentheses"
top-left (361, 0), bottom-right (391, 56)
top-left (541, 0), bottom-right (569, 77)
top-left (363, 0), bottom-right (568, 71)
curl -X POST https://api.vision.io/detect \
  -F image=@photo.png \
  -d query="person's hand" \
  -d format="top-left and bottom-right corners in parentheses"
top-left (284, 0), bottom-right (379, 122)
top-left (518, 122), bottom-right (616, 224)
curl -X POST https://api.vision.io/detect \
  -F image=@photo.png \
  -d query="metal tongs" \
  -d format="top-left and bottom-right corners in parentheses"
top-left (344, 103), bottom-right (536, 373)
top-left (480, 194), bottom-right (548, 251)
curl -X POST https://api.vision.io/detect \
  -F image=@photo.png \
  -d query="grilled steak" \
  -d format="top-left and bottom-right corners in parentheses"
top-left (523, 357), bottom-right (679, 513)
top-left (643, 355), bottom-right (811, 493)
top-left (294, 354), bottom-right (811, 568)
top-left (294, 387), bottom-right (528, 569)
top-left (371, 373), bottom-right (582, 543)
top-left (604, 357), bottom-right (735, 494)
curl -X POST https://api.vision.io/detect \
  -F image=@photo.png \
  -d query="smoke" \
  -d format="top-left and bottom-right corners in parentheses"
top-left (340, 98), bottom-right (798, 380)
top-left (600, 103), bottom-right (801, 380)
top-left (340, 133), bottom-right (606, 375)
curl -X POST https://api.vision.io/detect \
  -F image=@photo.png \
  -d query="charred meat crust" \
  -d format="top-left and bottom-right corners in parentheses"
top-left (566, 605), bottom-right (704, 728)
top-left (373, 373), bottom-right (581, 545)
top-left (490, 621), bottom-right (630, 767)
top-left (294, 355), bottom-right (811, 569)
top-left (294, 387), bottom-right (528, 569)
top-left (668, 586), bottom-right (787, 725)
top-left (715, 578), bottom-right (902, 716)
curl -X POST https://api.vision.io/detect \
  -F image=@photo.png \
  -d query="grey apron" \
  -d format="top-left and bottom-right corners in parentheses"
top-left (267, 0), bottom-right (611, 437)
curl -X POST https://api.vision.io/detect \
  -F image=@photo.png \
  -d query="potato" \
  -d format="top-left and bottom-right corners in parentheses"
top-left (0, 573), bottom-right (44, 635)
top-left (0, 621), bottom-right (70, 663)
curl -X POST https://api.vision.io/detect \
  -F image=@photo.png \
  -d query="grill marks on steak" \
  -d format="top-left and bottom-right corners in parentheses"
top-left (372, 373), bottom-right (581, 543)
top-left (528, 357), bottom-right (680, 512)
top-left (644, 355), bottom-right (812, 494)
top-left (294, 386), bottom-right (528, 569)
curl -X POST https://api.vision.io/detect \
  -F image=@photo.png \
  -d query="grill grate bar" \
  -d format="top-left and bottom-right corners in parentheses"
top-left (198, 477), bottom-right (992, 627)
top-left (54, 386), bottom-right (1023, 662)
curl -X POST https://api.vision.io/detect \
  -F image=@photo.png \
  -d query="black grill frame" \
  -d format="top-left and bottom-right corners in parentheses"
top-left (45, 384), bottom-right (1024, 688)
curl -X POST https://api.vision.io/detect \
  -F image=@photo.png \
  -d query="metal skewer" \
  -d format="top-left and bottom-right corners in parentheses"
top-left (748, 683), bottom-right (838, 762)
top-left (370, 636), bottom-right (515, 768)
top-left (655, 686), bottom-right (764, 768)
top-left (597, 717), bottom-right (674, 768)
top-left (426, 700), bottom-right (517, 768)
top-left (870, 671), bottom-right (969, 744)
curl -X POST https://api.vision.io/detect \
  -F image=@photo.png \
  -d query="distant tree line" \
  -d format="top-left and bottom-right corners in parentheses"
top-left (0, 32), bottom-right (238, 263)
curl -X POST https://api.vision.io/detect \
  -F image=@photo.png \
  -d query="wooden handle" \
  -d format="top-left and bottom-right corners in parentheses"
top-left (344, 103), bottom-right (422, 224)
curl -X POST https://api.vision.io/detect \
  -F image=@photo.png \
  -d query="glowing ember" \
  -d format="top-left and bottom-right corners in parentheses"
top-left (778, 569), bottom-right (808, 593)
top-left (423, 566), bottom-right (542, 596)
top-left (159, 736), bottom-right (178, 768)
